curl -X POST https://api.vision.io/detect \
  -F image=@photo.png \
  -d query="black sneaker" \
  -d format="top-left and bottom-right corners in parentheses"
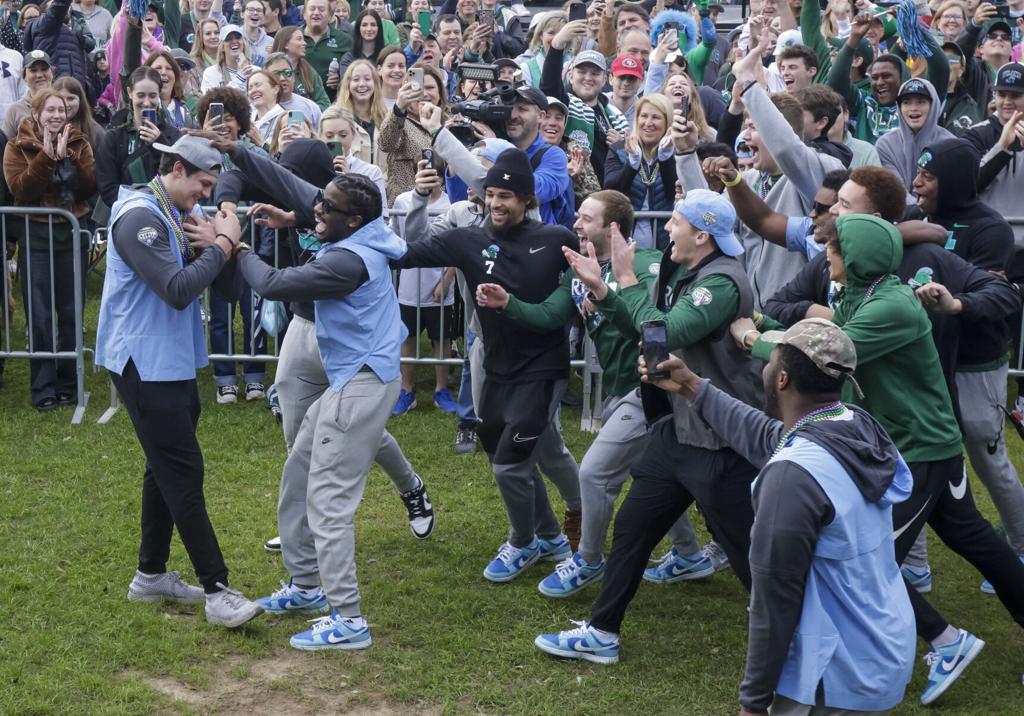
top-left (455, 427), bottom-right (477, 454)
top-left (57, 392), bottom-right (75, 405)
top-left (399, 478), bottom-right (435, 539)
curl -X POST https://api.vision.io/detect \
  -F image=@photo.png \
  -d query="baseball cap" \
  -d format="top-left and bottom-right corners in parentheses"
top-left (983, 18), bottom-right (1013, 38)
top-left (759, 317), bottom-right (864, 397)
top-left (472, 138), bottom-right (516, 164)
top-left (573, 50), bottom-right (607, 72)
top-left (994, 62), bottom-right (1024, 94)
top-left (220, 24), bottom-right (244, 42)
top-left (544, 96), bottom-right (568, 115)
top-left (611, 54), bottom-right (644, 79)
top-left (513, 85), bottom-right (548, 110)
top-left (22, 49), bottom-right (52, 69)
top-left (774, 29), bottom-right (803, 56)
top-left (674, 189), bottom-right (743, 257)
top-left (495, 58), bottom-right (519, 72)
top-left (897, 78), bottom-right (931, 102)
top-left (942, 40), bottom-right (965, 64)
top-left (151, 135), bottom-right (223, 174)
top-left (169, 47), bottom-right (197, 72)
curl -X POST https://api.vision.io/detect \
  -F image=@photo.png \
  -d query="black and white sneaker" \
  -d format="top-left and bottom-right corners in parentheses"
top-left (400, 478), bottom-right (435, 539)
top-left (217, 385), bottom-right (238, 404)
top-left (455, 427), bottom-right (477, 454)
top-left (264, 535), bottom-right (282, 552)
top-left (245, 382), bottom-right (266, 401)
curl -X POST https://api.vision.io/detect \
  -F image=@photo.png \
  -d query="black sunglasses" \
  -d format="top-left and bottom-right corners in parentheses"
top-left (314, 189), bottom-right (353, 216)
top-left (812, 201), bottom-right (832, 216)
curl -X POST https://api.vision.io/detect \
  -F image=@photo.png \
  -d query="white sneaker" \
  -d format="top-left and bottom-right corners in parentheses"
top-left (216, 385), bottom-right (238, 404)
top-left (127, 570), bottom-right (204, 604)
top-left (205, 583), bottom-right (264, 628)
top-left (264, 535), bottom-right (282, 552)
top-left (702, 541), bottom-right (731, 572)
top-left (245, 382), bottom-right (266, 401)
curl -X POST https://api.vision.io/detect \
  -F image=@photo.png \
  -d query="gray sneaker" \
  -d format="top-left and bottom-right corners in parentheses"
top-left (127, 570), bottom-right (204, 604)
top-left (702, 541), bottom-right (731, 572)
top-left (205, 583), bottom-right (264, 628)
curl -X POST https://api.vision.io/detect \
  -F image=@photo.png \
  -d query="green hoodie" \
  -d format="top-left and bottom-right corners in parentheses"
top-left (501, 248), bottom-right (663, 398)
top-left (831, 215), bottom-right (962, 462)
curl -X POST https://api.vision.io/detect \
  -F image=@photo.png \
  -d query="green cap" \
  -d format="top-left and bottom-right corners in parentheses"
top-left (760, 317), bottom-right (864, 398)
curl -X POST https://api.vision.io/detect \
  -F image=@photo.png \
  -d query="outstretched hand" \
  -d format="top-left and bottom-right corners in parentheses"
top-left (562, 241), bottom-right (607, 299)
top-left (247, 202), bottom-right (297, 229)
top-left (638, 352), bottom-right (701, 399)
top-left (609, 223), bottom-right (638, 289)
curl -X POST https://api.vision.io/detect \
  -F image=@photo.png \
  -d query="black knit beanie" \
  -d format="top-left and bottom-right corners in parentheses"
top-left (483, 148), bottom-right (535, 196)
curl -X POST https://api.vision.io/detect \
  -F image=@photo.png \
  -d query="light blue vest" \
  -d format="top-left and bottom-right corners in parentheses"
top-left (95, 186), bottom-right (208, 381)
top-left (764, 435), bottom-right (915, 711)
top-left (314, 219), bottom-right (407, 392)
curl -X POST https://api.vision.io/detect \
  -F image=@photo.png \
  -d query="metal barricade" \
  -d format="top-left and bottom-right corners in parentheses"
top-left (0, 207), bottom-right (89, 424)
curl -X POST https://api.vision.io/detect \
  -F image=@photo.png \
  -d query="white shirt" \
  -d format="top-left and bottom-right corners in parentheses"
top-left (252, 104), bottom-right (286, 143)
top-left (0, 46), bottom-right (25, 127)
top-left (391, 190), bottom-right (453, 307)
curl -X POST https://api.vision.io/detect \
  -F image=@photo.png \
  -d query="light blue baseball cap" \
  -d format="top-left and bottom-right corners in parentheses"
top-left (472, 138), bottom-right (516, 164)
top-left (674, 189), bottom-right (743, 257)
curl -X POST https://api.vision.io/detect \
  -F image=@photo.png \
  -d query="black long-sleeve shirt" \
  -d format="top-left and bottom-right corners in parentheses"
top-left (394, 218), bottom-right (578, 383)
top-left (237, 248), bottom-right (368, 303)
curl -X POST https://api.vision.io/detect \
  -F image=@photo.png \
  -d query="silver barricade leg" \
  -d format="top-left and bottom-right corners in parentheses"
top-left (70, 216), bottom-right (88, 424)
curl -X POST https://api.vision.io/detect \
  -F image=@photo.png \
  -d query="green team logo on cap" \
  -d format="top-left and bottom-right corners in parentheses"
top-left (918, 150), bottom-right (933, 168)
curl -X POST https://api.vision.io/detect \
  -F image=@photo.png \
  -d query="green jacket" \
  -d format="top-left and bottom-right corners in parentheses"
top-left (501, 248), bottom-right (663, 398)
top-left (305, 27), bottom-right (352, 84)
top-left (757, 215), bottom-right (962, 462)
top-left (295, 69), bottom-right (331, 110)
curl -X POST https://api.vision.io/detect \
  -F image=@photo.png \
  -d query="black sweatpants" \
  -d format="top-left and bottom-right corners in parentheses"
top-left (590, 417), bottom-right (757, 634)
top-left (111, 360), bottom-right (229, 592)
top-left (894, 455), bottom-right (1024, 641)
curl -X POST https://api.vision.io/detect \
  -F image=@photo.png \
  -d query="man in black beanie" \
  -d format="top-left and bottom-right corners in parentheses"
top-left (395, 148), bottom-right (584, 583)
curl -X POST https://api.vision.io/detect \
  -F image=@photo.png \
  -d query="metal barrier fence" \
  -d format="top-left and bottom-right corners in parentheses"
top-left (0, 207), bottom-right (89, 424)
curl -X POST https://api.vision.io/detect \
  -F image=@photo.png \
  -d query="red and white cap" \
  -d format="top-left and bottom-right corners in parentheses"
top-left (610, 54), bottom-right (644, 79)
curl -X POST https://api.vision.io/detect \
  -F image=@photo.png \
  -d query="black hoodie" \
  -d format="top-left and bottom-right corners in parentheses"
top-left (913, 138), bottom-right (1016, 366)
top-left (688, 381), bottom-right (906, 713)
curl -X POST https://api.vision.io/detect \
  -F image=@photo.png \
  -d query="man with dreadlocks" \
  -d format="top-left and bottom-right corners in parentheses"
top-left (236, 171), bottom-right (422, 652)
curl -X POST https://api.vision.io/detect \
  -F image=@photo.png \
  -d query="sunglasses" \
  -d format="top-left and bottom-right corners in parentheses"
top-left (314, 189), bottom-right (353, 216)
top-left (812, 201), bottom-right (833, 216)
top-left (272, 68), bottom-right (294, 78)
top-left (988, 32), bottom-right (1011, 42)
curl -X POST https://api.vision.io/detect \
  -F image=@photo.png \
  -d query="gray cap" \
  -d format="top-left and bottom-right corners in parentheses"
top-left (22, 49), bottom-right (52, 69)
top-left (152, 135), bottom-right (223, 174)
top-left (169, 48), bottom-right (197, 72)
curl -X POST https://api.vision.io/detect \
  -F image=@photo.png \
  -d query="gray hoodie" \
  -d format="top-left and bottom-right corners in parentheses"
top-left (876, 79), bottom-right (953, 196)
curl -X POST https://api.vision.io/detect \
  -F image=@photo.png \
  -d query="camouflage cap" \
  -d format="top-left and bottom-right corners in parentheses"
top-left (760, 317), bottom-right (864, 398)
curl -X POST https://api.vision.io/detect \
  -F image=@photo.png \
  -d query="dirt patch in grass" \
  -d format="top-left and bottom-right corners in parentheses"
top-left (129, 650), bottom-right (441, 715)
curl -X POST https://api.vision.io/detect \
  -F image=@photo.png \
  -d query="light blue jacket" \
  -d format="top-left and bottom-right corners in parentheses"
top-left (765, 435), bottom-right (915, 711)
top-left (314, 217), bottom-right (408, 392)
top-left (95, 187), bottom-right (207, 381)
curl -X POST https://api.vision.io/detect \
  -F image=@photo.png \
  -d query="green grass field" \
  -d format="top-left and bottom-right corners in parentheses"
top-left (1, 270), bottom-right (1022, 715)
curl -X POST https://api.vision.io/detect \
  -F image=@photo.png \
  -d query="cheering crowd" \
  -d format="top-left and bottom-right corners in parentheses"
top-left (5, 0), bottom-right (1024, 712)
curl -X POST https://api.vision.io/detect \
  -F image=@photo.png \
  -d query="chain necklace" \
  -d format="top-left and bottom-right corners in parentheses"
top-left (773, 401), bottom-right (847, 457)
top-left (864, 274), bottom-right (885, 301)
top-left (148, 176), bottom-right (194, 262)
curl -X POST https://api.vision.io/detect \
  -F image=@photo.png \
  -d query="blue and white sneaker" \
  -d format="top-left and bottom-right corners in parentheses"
top-left (483, 539), bottom-right (541, 583)
top-left (538, 533), bottom-right (572, 562)
top-left (538, 553), bottom-right (605, 598)
top-left (433, 388), bottom-right (457, 414)
top-left (920, 629), bottom-right (985, 705)
top-left (391, 389), bottom-right (416, 416)
top-left (643, 548), bottom-right (715, 583)
top-left (534, 620), bottom-right (620, 665)
top-left (255, 580), bottom-right (329, 614)
top-left (901, 564), bottom-right (933, 594)
top-left (980, 554), bottom-right (1024, 594)
top-left (289, 611), bottom-right (372, 651)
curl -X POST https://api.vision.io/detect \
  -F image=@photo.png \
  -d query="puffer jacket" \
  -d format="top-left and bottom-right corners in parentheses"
top-left (22, 0), bottom-right (91, 101)
top-left (2, 118), bottom-right (96, 220)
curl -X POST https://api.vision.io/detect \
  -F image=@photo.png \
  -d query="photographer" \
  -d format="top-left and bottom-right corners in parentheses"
top-left (422, 84), bottom-right (575, 229)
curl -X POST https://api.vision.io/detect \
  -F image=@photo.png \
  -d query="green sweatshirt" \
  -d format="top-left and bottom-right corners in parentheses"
top-left (756, 215), bottom-right (962, 462)
top-left (501, 248), bottom-right (663, 398)
top-left (595, 257), bottom-right (739, 355)
top-left (305, 27), bottom-right (352, 84)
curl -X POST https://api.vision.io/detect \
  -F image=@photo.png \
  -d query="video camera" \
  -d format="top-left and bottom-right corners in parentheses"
top-left (447, 63), bottom-right (521, 145)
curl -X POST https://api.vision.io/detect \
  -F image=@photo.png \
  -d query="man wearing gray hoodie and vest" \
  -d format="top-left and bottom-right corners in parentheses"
top-left (235, 173), bottom-right (413, 651)
top-left (534, 190), bottom-right (764, 664)
top-left (645, 319), bottom-right (916, 716)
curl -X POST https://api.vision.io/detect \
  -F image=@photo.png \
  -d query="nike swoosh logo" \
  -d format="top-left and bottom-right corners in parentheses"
top-left (949, 468), bottom-right (968, 500)
top-left (570, 639), bottom-right (605, 652)
top-left (529, 247), bottom-right (546, 254)
top-left (940, 656), bottom-right (962, 671)
top-left (326, 627), bottom-right (365, 643)
top-left (512, 433), bottom-right (539, 443)
top-left (953, 223), bottom-right (969, 228)
top-left (893, 496), bottom-right (932, 540)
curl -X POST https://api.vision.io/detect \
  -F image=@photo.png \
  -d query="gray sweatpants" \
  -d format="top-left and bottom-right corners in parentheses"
top-left (578, 390), bottom-right (700, 565)
top-left (274, 317), bottom-right (418, 589)
top-left (957, 364), bottom-right (1024, 554)
top-left (300, 372), bottom-right (401, 615)
top-left (469, 335), bottom-right (581, 514)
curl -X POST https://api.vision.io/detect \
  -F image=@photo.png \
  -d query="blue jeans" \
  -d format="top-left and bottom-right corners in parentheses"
top-left (209, 283), bottom-right (266, 386)
top-left (456, 326), bottom-right (476, 428)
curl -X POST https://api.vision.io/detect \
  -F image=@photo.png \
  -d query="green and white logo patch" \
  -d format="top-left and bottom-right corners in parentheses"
top-left (691, 286), bottom-right (713, 306)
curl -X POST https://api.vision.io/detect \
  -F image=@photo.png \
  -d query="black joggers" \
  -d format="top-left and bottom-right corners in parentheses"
top-left (111, 360), bottom-right (229, 593)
